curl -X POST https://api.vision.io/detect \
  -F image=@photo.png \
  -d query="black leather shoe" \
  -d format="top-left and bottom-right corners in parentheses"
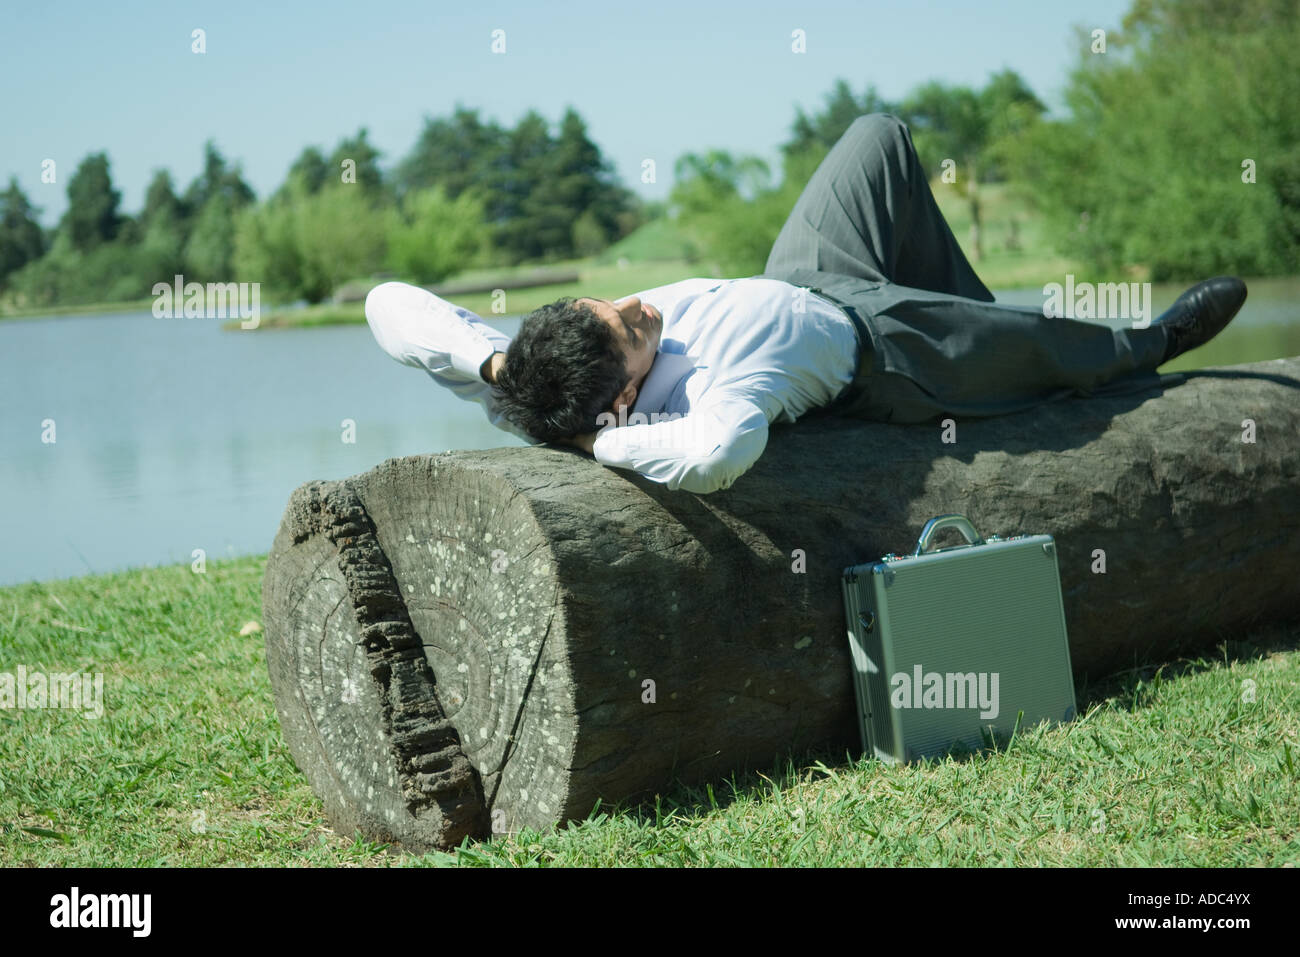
top-left (1155, 277), bottom-right (1247, 364)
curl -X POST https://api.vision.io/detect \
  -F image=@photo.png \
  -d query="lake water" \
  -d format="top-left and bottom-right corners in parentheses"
top-left (2, 276), bottom-right (1296, 586)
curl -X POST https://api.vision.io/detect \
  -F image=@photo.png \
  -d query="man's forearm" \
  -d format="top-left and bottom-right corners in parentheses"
top-left (556, 431), bottom-right (597, 455)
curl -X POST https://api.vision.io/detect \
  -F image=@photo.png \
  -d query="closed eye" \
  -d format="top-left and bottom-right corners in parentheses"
top-left (596, 298), bottom-right (637, 344)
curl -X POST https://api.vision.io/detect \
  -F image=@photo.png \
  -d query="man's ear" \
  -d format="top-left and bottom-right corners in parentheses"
top-left (611, 381), bottom-right (638, 418)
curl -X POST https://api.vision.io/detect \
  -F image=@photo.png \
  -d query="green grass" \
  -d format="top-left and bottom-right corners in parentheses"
top-left (0, 297), bottom-right (157, 321)
top-left (595, 216), bottom-right (700, 264)
top-left (1, 556), bottom-right (1296, 866)
top-left (932, 181), bottom-right (1096, 290)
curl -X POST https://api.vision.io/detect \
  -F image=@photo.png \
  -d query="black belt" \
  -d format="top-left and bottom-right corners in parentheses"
top-left (804, 286), bottom-right (874, 415)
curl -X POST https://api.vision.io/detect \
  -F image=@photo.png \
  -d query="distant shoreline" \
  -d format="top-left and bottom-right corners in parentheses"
top-left (0, 298), bottom-right (156, 321)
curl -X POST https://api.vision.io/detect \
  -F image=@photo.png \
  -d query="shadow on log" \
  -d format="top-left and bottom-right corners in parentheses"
top-left (263, 356), bottom-right (1300, 851)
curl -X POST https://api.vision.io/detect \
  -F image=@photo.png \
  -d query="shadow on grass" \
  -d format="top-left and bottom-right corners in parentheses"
top-left (588, 612), bottom-right (1300, 832)
top-left (1074, 611), bottom-right (1300, 714)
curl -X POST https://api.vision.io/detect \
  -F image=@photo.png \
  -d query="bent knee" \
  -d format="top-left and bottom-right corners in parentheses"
top-left (849, 112), bottom-right (909, 138)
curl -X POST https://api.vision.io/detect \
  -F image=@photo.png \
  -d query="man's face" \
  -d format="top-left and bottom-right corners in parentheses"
top-left (576, 295), bottom-right (662, 410)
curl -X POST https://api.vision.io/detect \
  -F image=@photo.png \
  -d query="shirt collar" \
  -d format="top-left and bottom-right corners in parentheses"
top-left (630, 345), bottom-right (698, 415)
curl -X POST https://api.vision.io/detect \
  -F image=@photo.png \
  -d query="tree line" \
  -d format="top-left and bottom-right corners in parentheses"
top-left (666, 0), bottom-right (1300, 280)
top-left (1, 0), bottom-right (1295, 311)
top-left (0, 106), bottom-right (642, 308)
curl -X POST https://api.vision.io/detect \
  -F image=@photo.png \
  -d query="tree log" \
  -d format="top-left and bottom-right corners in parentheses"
top-left (263, 356), bottom-right (1300, 851)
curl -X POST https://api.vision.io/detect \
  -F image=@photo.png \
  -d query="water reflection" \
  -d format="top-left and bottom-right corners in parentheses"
top-left (0, 309), bottom-right (527, 585)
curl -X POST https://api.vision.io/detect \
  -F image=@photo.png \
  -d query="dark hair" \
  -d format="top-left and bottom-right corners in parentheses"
top-left (492, 297), bottom-right (629, 442)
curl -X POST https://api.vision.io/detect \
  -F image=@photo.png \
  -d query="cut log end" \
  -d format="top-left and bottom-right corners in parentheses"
top-left (263, 477), bottom-right (493, 850)
top-left (263, 459), bottom-right (587, 849)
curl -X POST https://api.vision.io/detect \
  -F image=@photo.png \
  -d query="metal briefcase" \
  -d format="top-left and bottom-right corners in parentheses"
top-left (841, 514), bottom-right (1077, 763)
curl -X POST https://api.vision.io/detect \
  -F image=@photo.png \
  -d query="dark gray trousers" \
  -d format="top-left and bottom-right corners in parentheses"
top-left (760, 113), bottom-right (1175, 424)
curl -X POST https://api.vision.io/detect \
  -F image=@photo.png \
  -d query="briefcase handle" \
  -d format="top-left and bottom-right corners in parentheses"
top-left (912, 514), bottom-right (985, 557)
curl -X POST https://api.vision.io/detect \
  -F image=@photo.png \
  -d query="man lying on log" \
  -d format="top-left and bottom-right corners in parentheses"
top-left (365, 113), bottom-right (1247, 494)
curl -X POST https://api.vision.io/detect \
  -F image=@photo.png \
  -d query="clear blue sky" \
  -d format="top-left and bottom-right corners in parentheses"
top-left (2, 0), bottom-right (1133, 226)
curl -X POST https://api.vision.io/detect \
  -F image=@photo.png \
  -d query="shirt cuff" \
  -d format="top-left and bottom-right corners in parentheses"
top-left (451, 332), bottom-right (498, 382)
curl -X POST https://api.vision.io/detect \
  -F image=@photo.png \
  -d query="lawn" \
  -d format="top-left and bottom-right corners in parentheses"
top-left (1, 555), bottom-right (1296, 866)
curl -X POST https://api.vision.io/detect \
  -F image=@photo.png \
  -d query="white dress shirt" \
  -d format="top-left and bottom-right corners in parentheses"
top-left (364, 278), bottom-right (858, 494)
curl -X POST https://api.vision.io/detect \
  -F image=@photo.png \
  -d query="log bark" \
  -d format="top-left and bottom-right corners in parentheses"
top-left (263, 356), bottom-right (1300, 851)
